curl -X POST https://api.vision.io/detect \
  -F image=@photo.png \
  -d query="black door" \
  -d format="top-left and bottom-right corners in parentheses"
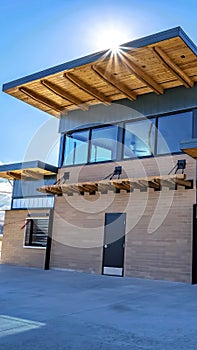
top-left (102, 213), bottom-right (126, 276)
top-left (192, 204), bottom-right (197, 283)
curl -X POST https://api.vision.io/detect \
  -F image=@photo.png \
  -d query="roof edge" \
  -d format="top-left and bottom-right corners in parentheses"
top-left (0, 160), bottom-right (58, 174)
top-left (3, 26), bottom-right (195, 92)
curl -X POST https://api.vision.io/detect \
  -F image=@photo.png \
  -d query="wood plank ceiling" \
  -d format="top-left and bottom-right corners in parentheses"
top-left (0, 167), bottom-right (56, 181)
top-left (4, 36), bottom-right (197, 118)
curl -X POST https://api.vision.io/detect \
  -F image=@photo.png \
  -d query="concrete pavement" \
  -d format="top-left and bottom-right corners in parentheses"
top-left (0, 265), bottom-right (197, 349)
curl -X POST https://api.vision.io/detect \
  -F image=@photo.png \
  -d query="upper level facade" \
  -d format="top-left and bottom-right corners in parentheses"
top-left (58, 88), bottom-right (197, 169)
top-left (2, 27), bottom-right (197, 181)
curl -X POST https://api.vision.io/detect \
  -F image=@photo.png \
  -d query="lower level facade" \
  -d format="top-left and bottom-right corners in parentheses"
top-left (1, 154), bottom-right (197, 283)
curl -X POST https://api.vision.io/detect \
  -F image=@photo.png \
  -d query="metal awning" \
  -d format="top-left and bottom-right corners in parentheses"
top-left (3, 27), bottom-right (197, 118)
top-left (0, 161), bottom-right (58, 180)
top-left (37, 174), bottom-right (192, 195)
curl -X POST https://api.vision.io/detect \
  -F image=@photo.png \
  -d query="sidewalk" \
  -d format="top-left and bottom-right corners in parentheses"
top-left (0, 265), bottom-right (197, 350)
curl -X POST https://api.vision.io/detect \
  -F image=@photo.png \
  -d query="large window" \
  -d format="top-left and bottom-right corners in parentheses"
top-left (157, 112), bottom-right (193, 154)
top-left (63, 125), bottom-right (118, 165)
top-left (24, 218), bottom-right (49, 248)
top-left (62, 110), bottom-right (194, 166)
top-left (90, 125), bottom-right (118, 163)
top-left (124, 118), bottom-right (155, 158)
top-left (63, 130), bottom-right (89, 165)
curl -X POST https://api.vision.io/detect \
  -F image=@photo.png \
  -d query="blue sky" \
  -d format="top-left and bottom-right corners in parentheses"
top-left (1, 0), bottom-right (197, 165)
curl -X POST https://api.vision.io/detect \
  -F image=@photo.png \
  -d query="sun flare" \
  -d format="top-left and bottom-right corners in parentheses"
top-left (93, 23), bottom-right (130, 52)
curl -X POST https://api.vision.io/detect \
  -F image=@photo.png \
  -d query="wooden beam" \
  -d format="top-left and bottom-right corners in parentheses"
top-left (75, 184), bottom-right (89, 193)
top-left (37, 187), bottom-right (47, 193)
top-left (81, 183), bottom-right (98, 192)
top-left (68, 184), bottom-right (84, 194)
top-left (98, 181), bottom-right (115, 193)
top-left (41, 80), bottom-right (89, 111)
top-left (6, 172), bottom-right (22, 180)
top-left (48, 186), bottom-right (62, 195)
top-left (37, 186), bottom-right (54, 194)
top-left (38, 185), bottom-right (59, 194)
top-left (37, 174), bottom-right (192, 196)
top-left (153, 46), bottom-right (194, 88)
top-left (91, 65), bottom-right (137, 101)
top-left (19, 87), bottom-right (65, 113)
top-left (64, 72), bottom-right (111, 105)
top-left (60, 185), bottom-right (73, 196)
top-left (7, 172), bottom-right (30, 181)
top-left (173, 178), bottom-right (192, 188)
top-left (129, 181), bottom-right (146, 190)
top-left (111, 180), bottom-right (131, 191)
top-left (22, 170), bottom-right (44, 180)
top-left (139, 179), bottom-right (160, 190)
top-left (155, 178), bottom-right (176, 189)
top-left (120, 51), bottom-right (164, 95)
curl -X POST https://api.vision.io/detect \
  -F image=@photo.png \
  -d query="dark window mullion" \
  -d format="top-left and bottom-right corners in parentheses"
top-left (155, 117), bottom-right (158, 156)
top-left (29, 220), bottom-right (33, 246)
top-left (122, 123), bottom-right (126, 160)
top-left (117, 123), bottom-right (124, 161)
top-left (58, 134), bottom-right (66, 168)
top-left (192, 109), bottom-right (197, 138)
top-left (87, 129), bottom-right (92, 163)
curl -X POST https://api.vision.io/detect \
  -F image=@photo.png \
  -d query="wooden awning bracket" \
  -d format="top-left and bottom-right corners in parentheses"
top-left (37, 174), bottom-right (193, 196)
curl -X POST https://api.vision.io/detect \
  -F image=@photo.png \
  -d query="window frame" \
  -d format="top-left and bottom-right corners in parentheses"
top-left (89, 124), bottom-right (119, 163)
top-left (156, 110), bottom-right (193, 156)
top-left (63, 123), bottom-right (120, 166)
top-left (23, 217), bottom-right (49, 249)
top-left (61, 108), bottom-right (195, 167)
top-left (123, 117), bottom-right (156, 159)
top-left (63, 128), bottom-right (90, 166)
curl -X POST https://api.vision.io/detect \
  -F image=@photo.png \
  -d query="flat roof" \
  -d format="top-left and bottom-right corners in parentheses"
top-left (3, 27), bottom-right (197, 118)
top-left (0, 160), bottom-right (58, 180)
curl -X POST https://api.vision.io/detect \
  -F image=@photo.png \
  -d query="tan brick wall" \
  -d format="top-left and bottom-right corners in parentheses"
top-left (124, 189), bottom-right (194, 283)
top-left (58, 154), bottom-right (194, 184)
top-left (1, 209), bottom-right (49, 269)
top-left (50, 155), bottom-right (196, 282)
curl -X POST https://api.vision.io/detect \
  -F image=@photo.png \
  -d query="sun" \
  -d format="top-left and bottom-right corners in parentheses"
top-left (92, 23), bottom-right (130, 52)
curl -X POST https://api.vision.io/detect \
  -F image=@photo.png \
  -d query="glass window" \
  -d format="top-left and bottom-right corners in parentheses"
top-left (63, 130), bottom-right (89, 165)
top-left (12, 197), bottom-right (54, 209)
top-left (157, 112), bottom-right (192, 154)
top-left (124, 118), bottom-right (155, 158)
top-left (24, 218), bottom-right (49, 248)
top-left (90, 125), bottom-right (118, 163)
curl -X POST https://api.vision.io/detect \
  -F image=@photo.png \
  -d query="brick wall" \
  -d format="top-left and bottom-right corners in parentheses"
top-left (50, 155), bottom-right (196, 282)
top-left (1, 209), bottom-right (49, 269)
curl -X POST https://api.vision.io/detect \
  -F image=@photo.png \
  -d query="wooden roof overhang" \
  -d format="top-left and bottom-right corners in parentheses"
top-left (3, 27), bottom-right (197, 118)
top-left (0, 161), bottom-right (58, 181)
top-left (180, 139), bottom-right (197, 159)
top-left (37, 174), bottom-right (192, 196)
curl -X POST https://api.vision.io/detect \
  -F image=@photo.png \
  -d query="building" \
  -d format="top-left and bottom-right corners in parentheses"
top-left (1, 26), bottom-right (197, 283)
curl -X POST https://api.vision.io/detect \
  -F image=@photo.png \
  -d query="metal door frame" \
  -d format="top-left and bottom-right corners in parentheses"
top-left (102, 212), bottom-right (126, 277)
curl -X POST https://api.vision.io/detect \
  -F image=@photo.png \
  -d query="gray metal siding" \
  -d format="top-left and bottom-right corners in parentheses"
top-left (59, 84), bottom-right (197, 133)
top-left (12, 176), bottom-right (56, 199)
